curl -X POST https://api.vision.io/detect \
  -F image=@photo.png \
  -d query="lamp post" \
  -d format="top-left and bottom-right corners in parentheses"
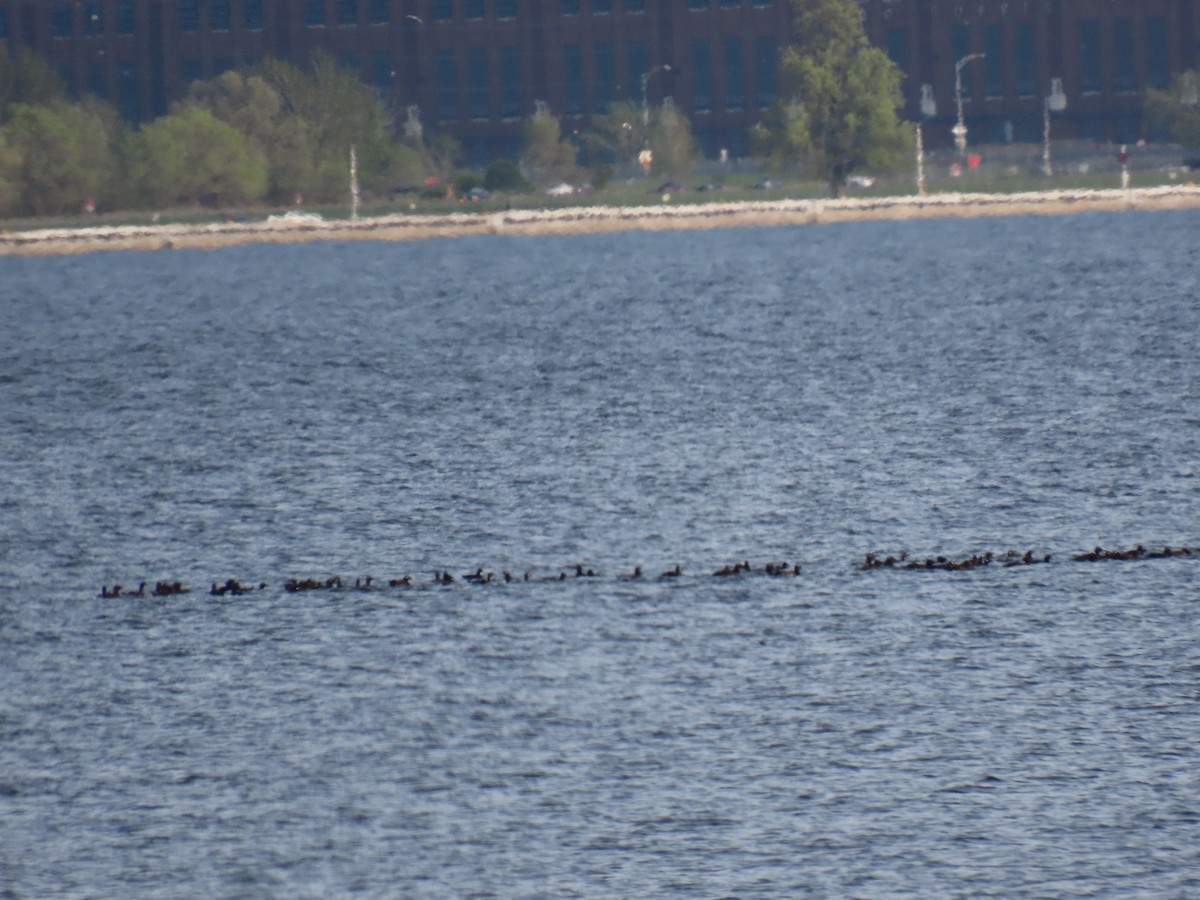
top-left (641, 64), bottom-right (672, 130)
top-left (1042, 77), bottom-right (1066, 177)
top-left (915, 84), bottom-right (936, 195)
top-left (953, 53), bottom-right (985, 159)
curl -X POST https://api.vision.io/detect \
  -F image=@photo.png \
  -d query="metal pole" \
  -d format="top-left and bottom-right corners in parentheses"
top-left (1042, 100), bottom-right (1052, 176)
top-left (953, 53), bottom-right (984, 160)
top-left (350, 145), bottom-right (359, 221)
top-left (915, 123), bottom-right (926, 196)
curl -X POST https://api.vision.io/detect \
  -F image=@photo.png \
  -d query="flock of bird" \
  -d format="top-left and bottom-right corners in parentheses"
top-left (96, 544), bottom-right (1196, 598)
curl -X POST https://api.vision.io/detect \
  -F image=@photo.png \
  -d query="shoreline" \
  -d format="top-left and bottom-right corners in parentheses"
top-left (3, 185), bottom-right (1200, 257)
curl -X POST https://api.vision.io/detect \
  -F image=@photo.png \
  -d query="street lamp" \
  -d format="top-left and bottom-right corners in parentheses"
top-left (915, 84), bottom-right (936, 195)
top-left (641, 64), bottom-right (672, 129)
top-left (1042, 77), bottom-right (1066, 177)
top-left (953, 53), bottom-right (985, 158)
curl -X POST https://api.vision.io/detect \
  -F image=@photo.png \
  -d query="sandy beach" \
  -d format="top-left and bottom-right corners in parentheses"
top-left (3, 185), bottom-right (1199, 257)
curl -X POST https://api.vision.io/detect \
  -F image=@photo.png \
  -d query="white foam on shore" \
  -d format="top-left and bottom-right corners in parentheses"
top-left (4, 185), bottom-right (1199, 255)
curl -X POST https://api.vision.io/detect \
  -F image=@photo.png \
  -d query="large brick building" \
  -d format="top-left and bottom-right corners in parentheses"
top-left (2, 1), bottom-right (1197, 161)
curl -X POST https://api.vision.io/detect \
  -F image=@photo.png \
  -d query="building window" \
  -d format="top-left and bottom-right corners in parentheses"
top-left (88, 62), bottom-right (107, 98)
top-left (1112, 19), bottom-right (1134, 92)
top-left (1015, 21), bottom-right (1036, 98)
top-left (432, 0), bottom-right (452, 21)
top-left (561, 0), bottom-right (579, 14)
top-left (181, 58), bottom-right (202, 85)
top-left (374, 52), bottom-right (394, 90)
top-left (337, 0), bottom-right (357, 25)
top-left (564, 43), bottom-right (584, 115)
top-left (885, 28), bottom-right (908, 76)
top-left (1078, 19), bottom-right (1100, 93)
top-left (720, 0), bottom-right (740, 7)
top-left (626, 41), bottom-right (647, 103)
top-left (215, 56), bottom-right (235, 74)
top-left (500, 45), bottom-right (521, 118)
top-left (369, 0), bottom-right (389, 23)
top-left (593, 0), bottom-right (612, 13)
top-left (983, 24), bottom-right (1003, 99)
top-left (58, 63), bottom-right (77, 96)
top-left (724, 36), bottom-right (744, 110)
top-left (210, 0), bottom-right (231, 31)
top-left (436, 50), bottom-right (457, 121)
top-left (595, 42), bottom-right (615, 110)
top-left (624, 0), bottom-right (644, 11)
top-left (952, 25), bottom-right (974, 100)
top-left (244, 0), bottom-right (264, 29)
top-left (117, 62), bottom-right (140, 123)
top-left (0, 8), bottom-right (8, 39)
top-left (1146, 18), bottom-right (1167, 89)
top-left (116, 1), bottom-right (136, 33)
top-left (497, 0), bottom-right (517, 18)
top-left (692, 38), bottom-right (712, 112)
top-left (464, 0), bottom-right (483, 18)
top-left (178, 0), bottom-right (199, 31)
top-left (468, 47), bottom-right (488, 119)
top-left (53, 4), bottom-right (73, 37)
top-left (84, 2), bottom-right (104, 34)
top-left (689, 0), bottom-right (707, 9)
top-left (755, 36), bottom-right (776, 106)
top-left (306, 0), bottom-right (326, 26)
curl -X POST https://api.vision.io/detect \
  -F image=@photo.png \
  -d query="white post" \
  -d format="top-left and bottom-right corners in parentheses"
top-left (915, 123), bottom-right (926, 196)
top-left (350, 145), bottom-right (359, 221)
top-left (1042, 100), bottom-right (1052, 177)
top-left (1043, 78), bottom-right (1066, 178)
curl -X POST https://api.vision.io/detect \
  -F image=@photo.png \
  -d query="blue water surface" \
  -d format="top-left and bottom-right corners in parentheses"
top-left (1, 211), bottom-right (1198, 897)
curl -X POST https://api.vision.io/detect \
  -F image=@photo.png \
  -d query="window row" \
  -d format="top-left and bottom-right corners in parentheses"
top-left (48, 1), bottom-right (266, 36)
top-left (54, 60), bottom-right (144, 121)
top-left (882, 17), bottom-right (1169, 102)
top-left (430, 39), bottom-right (777, 123)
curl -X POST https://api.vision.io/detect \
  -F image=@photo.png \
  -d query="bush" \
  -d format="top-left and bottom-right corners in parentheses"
top-left (452, 171), bottom-right (482, 194)
top-left (484, 159), bottom-right (531, 193)
top-left (590, 163), bottom-right (614, 190)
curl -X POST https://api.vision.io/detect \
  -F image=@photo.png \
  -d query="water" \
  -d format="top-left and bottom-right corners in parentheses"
top-left (2, 211), bottom-right (1199, 897)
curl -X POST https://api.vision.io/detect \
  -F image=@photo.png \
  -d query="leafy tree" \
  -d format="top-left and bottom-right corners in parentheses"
top-left (584, 98), bottom-right (696, 176)
top-left (258, 54), bottom-right (394, 201)
top-left (0, 129), bottom-right (21, 217)
top-left (1145, 71), bottom-right (1200, 147)
top-left (646, 98), bottom-right (698, 176)
top-left (131, 106), bottom-right (268, 207)
top-left (2, 100), bottom-right (118, 215)
top-left (484, 158), bottom-right (532, 193)
top-left (384, 143), bottom-right (427, 191)
top-left (584, 100), bottom-right (647, 167)
top-left (0, 46), bottom-right (67, 124)
top-left (183, 69), bottom-right (315, 202)
top-left (752, 0), bottom-right (908, 197)
top-left (520, 101), bottom-right (578, 182)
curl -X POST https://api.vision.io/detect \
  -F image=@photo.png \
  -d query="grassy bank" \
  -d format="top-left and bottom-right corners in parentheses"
top-left (4, 178), bottom-right (1200, 257)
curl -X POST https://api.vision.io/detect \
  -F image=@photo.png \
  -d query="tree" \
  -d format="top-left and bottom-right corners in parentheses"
top-left (646, 98), bottom-right (698, 177)
top-left (0, 129), bottom-right (22, 217)
top-left (752, 0), bottom-right (908, 197)
top-left (183, 69), bottom-right (315, 202)
top-left (1145, 71), bottom-right (1200, 148)
top-left (2, 100), bottom-right (118, 215)
top-left (520, 101), bottom-right (578, 182)
top-left (0, 46), bottom-right (67, 124)
top-left (484, 158), bottom-right (532, 193)
top-left (584, 100), bottom-right (647, 167)
top-left (258, 55), bottom-right (395, 201)
top-left (131, 106), bottom-right (268, 207)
